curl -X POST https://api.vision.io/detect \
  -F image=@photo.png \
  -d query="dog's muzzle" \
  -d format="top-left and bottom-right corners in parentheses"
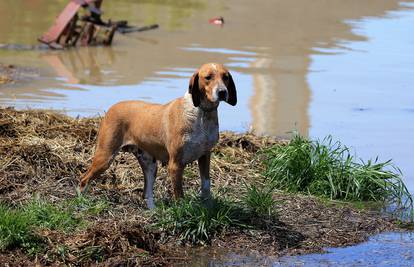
top-left (217, 89), bottom-right (228, 101)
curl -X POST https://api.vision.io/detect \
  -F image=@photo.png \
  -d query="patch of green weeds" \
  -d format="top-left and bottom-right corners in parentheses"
top-left (0, 205), bottom-right (44, 252)
top-left (24, 199), bottom-right (81, 232)
top-left (152, 193), bottom-right (249, 244)
top-left (263, 134), bottom-right (413, 220)
top-left (67, 193), bottom-right (110, 216)
top-left (0, 194), bottom-right (110, 254)
top-left (242, 182), bottom-right (277, 217)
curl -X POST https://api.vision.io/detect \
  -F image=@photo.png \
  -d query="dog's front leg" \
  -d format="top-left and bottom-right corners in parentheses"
top-left (168, 160), bottom-right (184, 199)
top-left (198, 152), bottom-right (211, 200)
top-left (135, 151), bottom-right (158, 209)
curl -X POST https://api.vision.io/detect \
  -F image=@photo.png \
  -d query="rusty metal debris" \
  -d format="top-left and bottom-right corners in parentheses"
top-left (39, 0), bottom-right (158, 49)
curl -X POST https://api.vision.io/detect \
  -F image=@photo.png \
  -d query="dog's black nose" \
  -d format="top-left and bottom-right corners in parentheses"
top-left (218, 90), bottom-right (227, 101)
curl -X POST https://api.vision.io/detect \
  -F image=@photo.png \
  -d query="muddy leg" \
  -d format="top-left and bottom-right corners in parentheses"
top-left (134, 150), bottom-right (158, 209)
top-left (168, 160), bottom-right (185, 199)
top-left (198, 153), bottom-right (211, 200)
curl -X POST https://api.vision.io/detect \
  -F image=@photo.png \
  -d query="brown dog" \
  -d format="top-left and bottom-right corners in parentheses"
top-left (79, 63), bottom-right (237, 208)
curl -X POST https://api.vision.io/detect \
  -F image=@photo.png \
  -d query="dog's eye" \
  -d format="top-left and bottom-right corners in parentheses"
top-left (205, 75), bottom-right (212, 81)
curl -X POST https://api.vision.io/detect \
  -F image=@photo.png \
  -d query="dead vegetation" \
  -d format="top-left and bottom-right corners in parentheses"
top-left (0, 107), bottom-right (404, 265)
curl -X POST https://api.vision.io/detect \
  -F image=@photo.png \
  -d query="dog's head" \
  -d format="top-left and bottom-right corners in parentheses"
top-left (188, 63), bottom-right (237, 109)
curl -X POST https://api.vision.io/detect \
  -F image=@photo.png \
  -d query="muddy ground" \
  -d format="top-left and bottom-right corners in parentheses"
top-left (0, 108), bottom-right (404, 266)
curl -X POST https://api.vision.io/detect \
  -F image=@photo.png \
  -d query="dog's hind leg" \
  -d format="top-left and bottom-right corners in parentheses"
top-left (79, 147), bottom-right (119, 192)
top-left (134, 149), bottom-right (158, 209)
top-left (79, 125), bottom-right (122, 192)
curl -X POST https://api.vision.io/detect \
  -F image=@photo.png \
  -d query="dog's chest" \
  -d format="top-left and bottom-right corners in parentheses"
top-left (181, 115), bottom-right (219, 164)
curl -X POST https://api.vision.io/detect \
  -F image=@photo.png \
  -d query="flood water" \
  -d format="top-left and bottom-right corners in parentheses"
top-left (195, 232), bottom-right (414, 266)
top-left (1, 0), bottom-right (414, 265)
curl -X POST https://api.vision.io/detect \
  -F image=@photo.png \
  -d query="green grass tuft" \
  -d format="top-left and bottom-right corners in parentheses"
top-left (263, 134), bottom-right (413, 218)
top-left (0, 195), bottom-right (109, 253)
top-left (24, 199), bottom-right (81, 232)
top-left (242, 183), bottom-right (277, 216)
top-left (152, 194), bottom-right (248, 244)
top-left (0, 205), bottom-right (44, 252)
top-left (67, 194), bottom-right (110, 216)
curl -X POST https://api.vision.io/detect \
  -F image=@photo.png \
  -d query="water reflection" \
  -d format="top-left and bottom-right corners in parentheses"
top-left (250, 57), bottom-right (310, 137)
top-left (42, 48), bottom-right (117, 85)
top-left (2, 0), bottom-right (410, 136)
top-left (1, 0), bottom-right (413, 170)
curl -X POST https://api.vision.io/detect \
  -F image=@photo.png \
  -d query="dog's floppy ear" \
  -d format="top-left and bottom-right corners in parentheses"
top-left (226, 72), bottom-right (237, 106)
top-left (189, 72), bottom-right (201, 107)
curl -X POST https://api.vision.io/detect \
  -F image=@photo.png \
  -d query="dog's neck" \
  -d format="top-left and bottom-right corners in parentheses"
top-left (183, 92), bottom-right (218, 122)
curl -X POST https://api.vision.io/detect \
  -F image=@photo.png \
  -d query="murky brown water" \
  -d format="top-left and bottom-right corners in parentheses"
top-left (1, 0), bottom-right (413, 184)
top-left (1, 0), bottom-right (414, 265)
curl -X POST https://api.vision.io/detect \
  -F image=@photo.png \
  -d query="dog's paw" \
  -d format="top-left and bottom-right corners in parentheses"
top-left (145, 198), bottom-right (156, 209)
top-left (200, 190), bottom-right (212, 201)
top-left (77, 183), bottom-right (89, 195)
top-left (201, 195), bottom-right (214, 209)
top-left (200, 191), bottom-right (213, 206)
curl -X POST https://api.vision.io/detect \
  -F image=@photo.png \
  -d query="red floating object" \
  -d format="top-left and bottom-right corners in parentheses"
top-left (208, 16), bottom-right (224, 25)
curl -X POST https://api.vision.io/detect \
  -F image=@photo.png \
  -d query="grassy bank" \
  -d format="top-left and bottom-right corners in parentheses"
top-left (263, 134), bottom-right (413, 218)
top-left (0, 108), bottom-right (411, 265)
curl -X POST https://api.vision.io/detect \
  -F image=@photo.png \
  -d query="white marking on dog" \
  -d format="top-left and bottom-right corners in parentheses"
top-left (134, 150), bottom-right (157, 209)
top-left (211, 85), bottom-right (219, 102)
top-left (182, 93), bottom-right (219, 164)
